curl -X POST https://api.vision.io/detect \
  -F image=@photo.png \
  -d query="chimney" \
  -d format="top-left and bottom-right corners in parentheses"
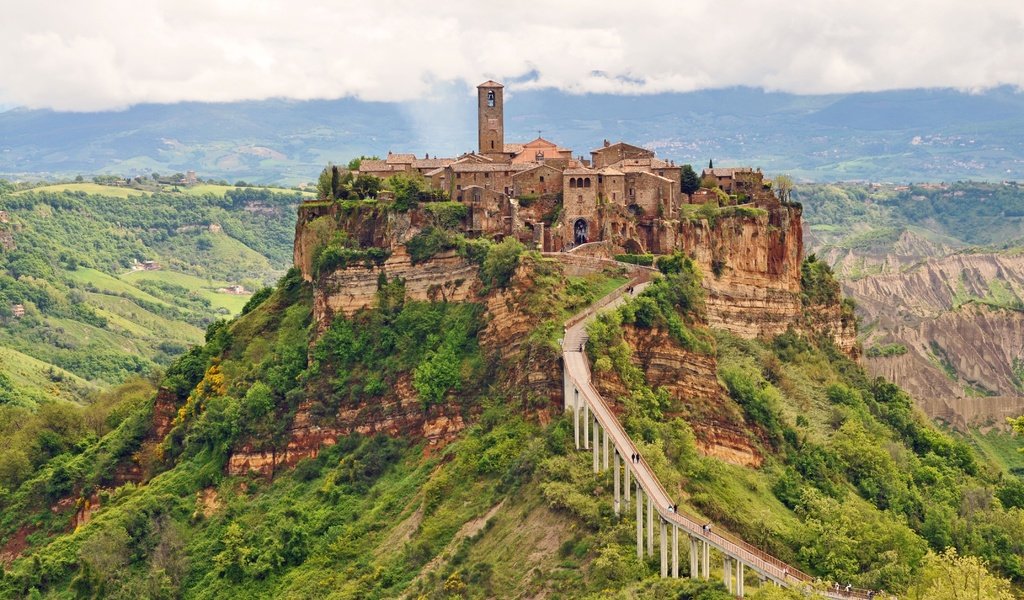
top-left (603, 139), bottom-right (610, 147)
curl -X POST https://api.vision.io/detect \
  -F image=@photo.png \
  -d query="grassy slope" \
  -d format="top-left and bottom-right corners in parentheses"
top-left (4, 254), bottom-right (1022, 599)
top-left (0, 187), bottom-right (298, 403)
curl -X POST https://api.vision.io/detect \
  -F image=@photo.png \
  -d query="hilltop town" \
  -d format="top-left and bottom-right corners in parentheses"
top-left (346, 80), bottom-right (777, 255)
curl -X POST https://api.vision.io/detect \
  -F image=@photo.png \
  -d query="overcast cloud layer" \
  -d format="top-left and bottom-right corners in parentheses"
top-left (2, 0), bottom-right (1023, 111)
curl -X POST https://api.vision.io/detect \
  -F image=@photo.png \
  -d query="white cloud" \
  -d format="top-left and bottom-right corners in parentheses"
top-left (0, 0), bottom-right (1022, 111)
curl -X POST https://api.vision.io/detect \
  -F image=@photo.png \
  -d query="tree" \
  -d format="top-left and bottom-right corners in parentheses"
top-left (352, 174), bottom-right (382, 199)
top-left (708, 158), bottom-right (714, 169)
top-left (79, 526), bottom-right (132, 583)
top-left (1009, 414), bottom-right (1024, 450)
top-left (907, 548), bottom-right (1014, 600)
top-left (774, 174), bottom-right (795, 203)
top-left (680, 164), bottom-right (700, 197)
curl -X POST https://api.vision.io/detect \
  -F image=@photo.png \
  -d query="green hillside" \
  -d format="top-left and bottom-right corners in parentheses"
top-left (0, 252), bottom-right (1019, 599)
top-left (0, 183), bottom-right (300, 406)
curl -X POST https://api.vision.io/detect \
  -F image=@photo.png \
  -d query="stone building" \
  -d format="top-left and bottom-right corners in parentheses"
top-left (354, 80), bottom-right (775, 253)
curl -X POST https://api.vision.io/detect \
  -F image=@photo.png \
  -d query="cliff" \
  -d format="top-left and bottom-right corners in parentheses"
top-left (313, 248), bottom-right (479, 325)
top-left (242, 198), bottom-right (855, 477)
top-left (845, 251), bottom-right (1024, 428)
top-left (621, 326), bottom-right (763, 467)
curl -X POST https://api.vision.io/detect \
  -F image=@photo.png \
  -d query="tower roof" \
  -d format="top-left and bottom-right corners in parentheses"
top-left (477, 80), bottom-right (504, 88)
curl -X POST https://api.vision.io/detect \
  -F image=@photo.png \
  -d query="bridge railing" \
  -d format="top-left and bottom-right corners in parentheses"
top-left (572, 368), bottom-right (876, 599)
top-left (560, 262), bottom-right (877, 600)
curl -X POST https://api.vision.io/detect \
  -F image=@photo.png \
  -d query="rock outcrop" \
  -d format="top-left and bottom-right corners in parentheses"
top-left (622, 326), bottom-right (763, 467)
top-left (840, 251), bottom-right (1024, 427)
top-left (313, 248), bottom-right (479, 327)
top-left (228, 374), bottom-right (467, 476)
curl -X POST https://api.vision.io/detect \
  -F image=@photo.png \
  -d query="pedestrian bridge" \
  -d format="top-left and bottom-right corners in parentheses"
top-left (559, 267), bottom-right (877, 600)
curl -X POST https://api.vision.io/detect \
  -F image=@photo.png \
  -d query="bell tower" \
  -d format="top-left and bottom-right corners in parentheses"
top-left (477, 80), bottom-right (505, 160)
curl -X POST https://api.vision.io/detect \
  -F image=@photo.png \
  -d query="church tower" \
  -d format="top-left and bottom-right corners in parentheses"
top-left (477, 80), bottom-right (505, 160)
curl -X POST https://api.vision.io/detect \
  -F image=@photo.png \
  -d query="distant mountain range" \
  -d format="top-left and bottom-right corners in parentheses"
top-left (2, 86), bottom-right (1023, 184)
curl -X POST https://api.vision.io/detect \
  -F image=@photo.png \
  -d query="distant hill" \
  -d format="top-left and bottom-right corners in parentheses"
top-left (2, 86), bottom-right (1023, 184)
top-left (0, 184), bottom-right (299, 406)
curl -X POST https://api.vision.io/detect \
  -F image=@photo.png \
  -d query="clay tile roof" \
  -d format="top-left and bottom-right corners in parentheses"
top-left (451, 162), bottom-right (530, 173)
top-left (562, 167), bottom-right (595, 175)
top-left (503, 143), bottom-right (525, 154)
top-left (423, 167), bottom-right (445, 177)
top-left (524, 137), bottom-right (558, 148)
top-left (590, 141), bottom-right (651, 154)
top-left (704, 167), bottom-right (754, 177)
top-left (385, 153), bottom-right (416, 164)
top-left (598, 167), bottom-right (624, 175)
top-left (359, 160), bottom-right (391, 171)
top-left (412, 158), bottom-right (453, 169)
top-left (477, 80), bottom-right (504, 88)
top-left (513, 163), bottom-right (561, 176)
top-left (457, 153), bottom-right (493, 162)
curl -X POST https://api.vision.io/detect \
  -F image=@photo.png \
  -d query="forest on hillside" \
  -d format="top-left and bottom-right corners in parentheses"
top-left (0, 182), bottom-right (300, 407)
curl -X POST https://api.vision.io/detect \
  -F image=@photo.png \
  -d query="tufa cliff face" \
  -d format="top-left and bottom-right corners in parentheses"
top-left (622, 326), bottom-right (763, 467)
top-left (236, 199), bottom-right (857, 476)
top-left (675, 206), bottom-right (803, 339)
top-left (313, 248), bottom-right (479, 327)
top-left (844, 251), bottom-right (1024, 428)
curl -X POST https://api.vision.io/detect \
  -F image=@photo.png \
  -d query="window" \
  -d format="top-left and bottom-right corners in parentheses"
top-left (487, 90), bottom-right (495, 107)
top-left (584, 178), bottom-right (591, 188)
top-left (612, 192), bottom-right (617, 200)
top-left (485, 172), bottom-right (490, 178)
top-left (456, 172), bottom-right (461, 179)
top-left (569, 178), bottom-right (577, 189)
top-left (490, 140), bottom-right (494, 149)
top-left (629, 188), bottom-right (635, 198)
top-left (457, 185), bottom-right (462, 190)
top-left (539, 175), bottom-right (545, 183)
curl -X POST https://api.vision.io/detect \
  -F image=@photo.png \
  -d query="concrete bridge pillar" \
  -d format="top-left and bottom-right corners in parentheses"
top-left (736, 559), bottom-right (745, 597)
top-left (660, 518), bottom-right (668, 578)
top-left (723, 556), bottom-right (733, 593)
top-left (689, 537), bottom-right (698, 579)
top-left (583, 402), bottom-right (590, 449)
top-left (671, 524), bottom-right (679, 578)
top-left (646, 493), bottom-right (654, 557)
top-left (702, 539), bottom-right (709, 580)
top-left (602, 424), bottom-right (609, 471)
top-left (623, 459), bottom-right (631, 502)
top-left (636, 484), bottom-right (643, 559)
top-left (592, 417), bottom-right (599, 473)
top-left (613, 450), bottom-right (620, 516)
top-left (573, 388), bottom-right (580, 449)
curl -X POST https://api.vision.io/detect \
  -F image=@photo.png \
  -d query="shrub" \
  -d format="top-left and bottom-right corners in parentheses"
top-left (424, 202), bottom-right (468, 229)
top-left (866, 343), bottom-right (908, 358)
top-left (613, 253), bottom-right (654, 266)
top-left (801, 254), bottom-right (841, 306)
top-left (406, 227), bottom-right (463, 264)
top-left (480, 238), bottom-right (525, 289)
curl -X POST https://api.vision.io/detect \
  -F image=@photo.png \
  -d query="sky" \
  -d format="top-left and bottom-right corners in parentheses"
top-left (1, 0), bottom-right (1022, 112)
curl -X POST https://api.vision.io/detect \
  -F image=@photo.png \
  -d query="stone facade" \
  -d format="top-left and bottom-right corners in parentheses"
top-left (354, 80), bottom-right (777, 255)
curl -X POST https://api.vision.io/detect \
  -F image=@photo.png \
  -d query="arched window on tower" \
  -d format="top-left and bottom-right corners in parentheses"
top-left (584, 178), bottom-right (591, 188)
top-left (569, 178), bottom-right (577, 189)
top-left (487, 90), bottom-right (495, 107)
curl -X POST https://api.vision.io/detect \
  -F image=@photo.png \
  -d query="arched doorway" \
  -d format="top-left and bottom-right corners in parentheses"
top-left (573, 218), bottom-right (589, 245)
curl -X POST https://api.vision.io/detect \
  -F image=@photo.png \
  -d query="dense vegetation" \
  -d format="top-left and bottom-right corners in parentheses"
top-left (0, 242), bottom-right (1020, 597)
top-left (0, 184), bottom-right (299, 405)
top-left (585, 256), bottom-right (1022, 596)
top-left (799, 181), bottom-right (1024, 253)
